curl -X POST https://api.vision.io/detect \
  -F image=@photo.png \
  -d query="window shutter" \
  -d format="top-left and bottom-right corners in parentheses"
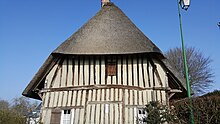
top-left (50, 109), bottom-right (61, 124)
top-left (107, 62), bottom-right (116, 76)
top-left (106, 56), bottom-right (117, 76)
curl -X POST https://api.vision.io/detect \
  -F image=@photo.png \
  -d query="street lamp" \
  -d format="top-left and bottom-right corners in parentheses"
top-left (177, 0), bottom-right (195, 124)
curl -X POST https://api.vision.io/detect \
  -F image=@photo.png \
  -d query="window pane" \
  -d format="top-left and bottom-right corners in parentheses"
top-left (139, 110), bottom-right (142, 114)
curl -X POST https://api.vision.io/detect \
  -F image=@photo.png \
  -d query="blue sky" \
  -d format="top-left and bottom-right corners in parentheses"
top-left (0, 0), bottom-right (219, 101)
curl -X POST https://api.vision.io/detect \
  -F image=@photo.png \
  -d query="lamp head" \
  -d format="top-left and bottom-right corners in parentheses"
top-left (179, 0), bottom-right (190, 11)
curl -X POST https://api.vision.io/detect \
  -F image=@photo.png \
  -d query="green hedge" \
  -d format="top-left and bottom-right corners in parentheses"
top-left (172, 90), bottom-right (220, 124)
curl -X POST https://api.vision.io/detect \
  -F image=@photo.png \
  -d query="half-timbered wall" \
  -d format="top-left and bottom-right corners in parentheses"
top-left (40, 55), bottom-right (169, 124)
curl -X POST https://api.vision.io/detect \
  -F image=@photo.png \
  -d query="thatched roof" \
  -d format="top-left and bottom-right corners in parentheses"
top-left (22, 3), bottom-right (187, 100)
top-left (53, 3), bottom-right (162, 55)
top-left (23, 54), bottom-right (61, 99)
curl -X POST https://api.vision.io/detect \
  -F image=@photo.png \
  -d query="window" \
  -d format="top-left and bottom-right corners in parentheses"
top-left (60, 109), bottom-right (71, 124)
top-left (137, 108), bottom-right (147, 123)
top-left (107, 62), bottom-right (116, 76)
top-left (106, 57), bottom-right (117, 76)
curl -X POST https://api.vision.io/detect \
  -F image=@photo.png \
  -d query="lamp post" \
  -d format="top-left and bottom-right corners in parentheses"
top-left (177, 0), bottom-right (195, 124)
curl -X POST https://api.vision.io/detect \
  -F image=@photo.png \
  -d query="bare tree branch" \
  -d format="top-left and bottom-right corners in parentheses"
top-left (165, 46), bottom-right (214, 95)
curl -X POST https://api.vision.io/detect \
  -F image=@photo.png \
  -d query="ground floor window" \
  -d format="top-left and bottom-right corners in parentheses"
top-left (137, 108), bottom-right (147, 124)
top-left (60, 109), bottom-right (71, 124)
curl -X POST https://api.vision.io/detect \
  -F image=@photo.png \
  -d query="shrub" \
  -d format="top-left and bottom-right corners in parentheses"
top-left (0, 109), bottom-right (26, 124)
top-left (172, 90), bottom-right (220, 124)
top-left (143, 101), bottom-right (179, 124)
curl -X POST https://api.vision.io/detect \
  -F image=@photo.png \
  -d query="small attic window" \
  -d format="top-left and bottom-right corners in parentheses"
top-left (106, 57), bottom-right (116, 76)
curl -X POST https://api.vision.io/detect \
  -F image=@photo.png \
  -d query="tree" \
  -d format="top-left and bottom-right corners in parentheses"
top-left (165, 46), bottom-right (214, 95)
top-left (0, 109), bottom-right (26, 124)
top-left (0, 97), bottom-right (39, 124)
top-left (11, 96), bottom-right (34, 116)
top-left (0, 98), bottom-right (27, 124)
top-left (0, 99), bottom-right (9, 110)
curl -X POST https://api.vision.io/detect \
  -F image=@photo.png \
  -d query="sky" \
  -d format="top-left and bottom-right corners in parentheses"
top-left (0, 0), bottom-right (219, 102)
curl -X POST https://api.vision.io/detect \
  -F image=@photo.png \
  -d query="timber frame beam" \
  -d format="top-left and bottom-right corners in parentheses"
top-left (168, 89), bottom-right (182, 100)
top-left (40, 84), bottom-right (175, 93)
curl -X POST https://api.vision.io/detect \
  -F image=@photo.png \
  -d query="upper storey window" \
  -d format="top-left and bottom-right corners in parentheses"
top-left (106, 57), bottom-right (116, 76)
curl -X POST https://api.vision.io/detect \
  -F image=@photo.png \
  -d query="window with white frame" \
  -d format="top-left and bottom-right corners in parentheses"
top-left (60, 109), bottom-right (71, 124)
top-left (137, 108), bottom-right (147, 124)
